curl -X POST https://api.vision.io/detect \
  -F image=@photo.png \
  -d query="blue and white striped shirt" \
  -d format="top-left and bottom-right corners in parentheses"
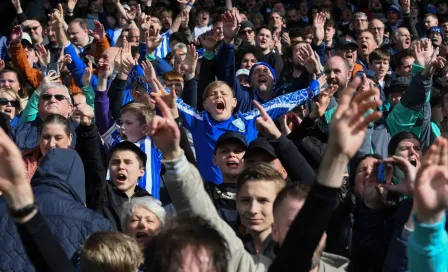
top-left (102, 124), bottom-right (163, 199)
top-left (154, 29), bottom-right (172, 59)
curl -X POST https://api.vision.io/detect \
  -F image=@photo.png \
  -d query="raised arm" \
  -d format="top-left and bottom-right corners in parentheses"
top-left (269, 79), bottom-right (383, 271)
top-left (150, 96), bottom-right (271, 272)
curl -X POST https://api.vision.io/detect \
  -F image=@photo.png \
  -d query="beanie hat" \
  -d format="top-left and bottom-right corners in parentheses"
top-left (249, 62), bottom-right (277, 89)
top-left (428, 26), bottom-right (445, 39)
top-left (388, 5), bottom-right (401, 17)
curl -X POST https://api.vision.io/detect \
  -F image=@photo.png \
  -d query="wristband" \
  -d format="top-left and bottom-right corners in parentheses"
top-left (145, 53), bottom-right (157, 61)
top-left (187, 3), bottom-right (193, 7)
top-left (67, 8), bottom-right (74, 13)
top-left (10, 203), bottom-right (38, 219)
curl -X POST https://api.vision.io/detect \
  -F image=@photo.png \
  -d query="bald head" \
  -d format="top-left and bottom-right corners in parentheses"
top-left (99, 47), bottom-right (121, 70)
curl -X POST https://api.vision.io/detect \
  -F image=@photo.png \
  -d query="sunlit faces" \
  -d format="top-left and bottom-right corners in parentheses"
top-left (197, 10), bottom-right (210, 27)
top-left (160, 12), bottom-right (173, 30)
top-left (335, 46), bottom-right (357, 69)
top-left (396, 56), bottom-right (414, 77)
top-left (357, 31), bottom-right (378, 58)
top-left (71, 93), bottom-right (87, 123)
top-left (239, 27), bottom-right (255, 44)
top-left (26, 20), bottom-right (43, 43)
top-left (68, 21), bottom-right (89, 47)
top-left (237, 74), bottom-right (250, 88)
top-left (0, 72), bottom-right (21, 93)
top-left (240, 52), bottom-right (257, 70)
top-left (272, 197), bottom-right (305, 245)
top-left (429, 31), bottom-right (443, 47)
top-left (424, 15), bottom-right (438, 30)
top-left (352, 15), bottom-right (368, 31)
top-left (250, 65), bottom-right (274, 93)
top-left (325, 56), bottom-right (350, 93)
top-left (39, 123), bottom-right (73, 156)
top-left (353, 156), bottom-right (381, 199)
top-left (324, 26), bottom-right (335, 42)
top-left (212, 21), bottom-right (224, 40)
top-left (109, 150), bottom-right (145, 196)
top-left (237, 181), bottom-right (279, 235)
top-left (256, 28), bottom-right (273, 50)
top-left (369, 59), bottom-right (390, 80)
top-left (393, 28), bottom-right (411, 50)
top-left (203, 83), bottom-right (237, 122)
top-left (213, 142), bottom-right (246, 179)
top-left (269, 12), bottom-right (283, 29)
top-left (369, 19), bottom-right (385, 46)
top-left (164, 80), bottom-right (183, 96)
top-left (0, 92), bottom-right (20, 119)
top-left (38, 88), bottom-right (73, 119)
top-left (23, 45), bottom-right (37, 67)
top-left (119, 111), bottom-right (147, 143)
top-left (125, 206), bottom-right (161, 249)
top-left (394, 138), bottom-right (422, 167)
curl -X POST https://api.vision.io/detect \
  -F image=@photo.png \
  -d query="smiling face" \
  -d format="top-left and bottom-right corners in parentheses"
top-left (39, 123), bottom-right (72, 156)
top-left (0, 92), bottom-right (19, 119)
top-left (125, 206), bottom-right (161, 249)
top-left (119, 111), bottom-right (147, 143)
top-left (203, 83), bottom-right (237, 122)
top-left (109, 150), bottom-right (145, 196)
top-left (250, 65), bottom-right (275, 93)
top-left (213, 142), bottom-right (246, 180)
top-left (237, 180), bottom-right (278, 236)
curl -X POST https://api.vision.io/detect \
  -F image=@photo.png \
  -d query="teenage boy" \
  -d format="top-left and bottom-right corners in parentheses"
top-left (95, 65), bottom-right (162, 200)
top-left (208, 132), bottom-right (248, 227)
top-left (236, 162), bottom-right (286, 260)
top-left (368, 48), bottom-right (391, 101)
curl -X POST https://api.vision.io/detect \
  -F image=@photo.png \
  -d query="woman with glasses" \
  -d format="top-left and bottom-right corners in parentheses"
top-left (0, 88), bottom-right (23, 127)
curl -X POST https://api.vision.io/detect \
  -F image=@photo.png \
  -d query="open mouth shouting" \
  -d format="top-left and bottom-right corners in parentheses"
top-left (135, 231), bottom-right (150, 243)
top-left (216, 101), bottom-right (225, 114)
top-left (226, 159), bottom-right (240, 169)
top-left (116, 173), bottom-right (127, 184)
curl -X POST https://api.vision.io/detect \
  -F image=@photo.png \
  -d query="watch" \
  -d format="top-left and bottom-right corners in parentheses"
top-left (10, 203), bottom-right (38, 219)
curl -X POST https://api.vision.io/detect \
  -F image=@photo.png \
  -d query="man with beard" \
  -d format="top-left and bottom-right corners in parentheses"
top-left (334, 36), bottom-right (364, 79)
top-left (357, 31), bottom-right (379, 70)
top-left (324, 56), bottom-right (351, 98)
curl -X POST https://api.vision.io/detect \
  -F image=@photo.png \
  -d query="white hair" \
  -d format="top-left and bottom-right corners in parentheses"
top-left (121, 196), bottom-right (167, 231)
top-left (37, 82), bottom-right (72, 104)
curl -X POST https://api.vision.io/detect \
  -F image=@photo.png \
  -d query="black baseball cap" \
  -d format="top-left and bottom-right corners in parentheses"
top-left (108, 141), bottom-right (147, 166)
top-left (386, 76), bottom-right (411, 95)
top-left (335, 35), bottom-right (358, 50)
top-left (215, 132), bottom-right (249, 151)
top-left (244, 137), bottom-right (277, 159)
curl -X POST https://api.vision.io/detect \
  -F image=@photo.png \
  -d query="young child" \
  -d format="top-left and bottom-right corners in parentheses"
top-left (368, 48), bottom-right (391, 96)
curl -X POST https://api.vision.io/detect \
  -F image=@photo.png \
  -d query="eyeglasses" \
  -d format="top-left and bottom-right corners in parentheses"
top-left (40, 94), bottom-right (68, 102)
top-left (369, 27), bottom-right (384, 31)
top-left (239, 29), bottom-right (253, 35)
top-left (0, 98), bottom-right (20, 108)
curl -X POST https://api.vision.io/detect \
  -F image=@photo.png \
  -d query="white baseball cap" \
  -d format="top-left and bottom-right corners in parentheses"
top-left (236, 68), bottom-right (250, 77)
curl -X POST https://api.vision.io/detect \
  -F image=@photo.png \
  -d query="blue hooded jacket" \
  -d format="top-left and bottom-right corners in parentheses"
top-left (0, 149), bottom-right (112, 272)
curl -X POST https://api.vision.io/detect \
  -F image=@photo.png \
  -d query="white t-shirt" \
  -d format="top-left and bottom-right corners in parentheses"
top-left (193, 25), bottom-right (212, 40)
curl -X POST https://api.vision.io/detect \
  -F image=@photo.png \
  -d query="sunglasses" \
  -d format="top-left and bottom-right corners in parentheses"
top-left (239, 29), bottom-right (253, 35)
top-left (0, 98), bottom-right (20, 108)
top-left (40, 94), bottom-right (68, 101)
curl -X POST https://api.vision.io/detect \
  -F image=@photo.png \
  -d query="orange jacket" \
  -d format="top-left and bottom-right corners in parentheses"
top-left (351, 62), bottom-right (364, 78)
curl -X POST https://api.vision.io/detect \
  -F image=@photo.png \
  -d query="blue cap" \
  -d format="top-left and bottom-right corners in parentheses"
top-left (127, 65), bottom-right (152, 93)
top-left (388, 5), bottom-right (401, 17)
top-left (428, 26), bottom-right (445, 39)
top-left (249, 62), bottom-right (277, 89)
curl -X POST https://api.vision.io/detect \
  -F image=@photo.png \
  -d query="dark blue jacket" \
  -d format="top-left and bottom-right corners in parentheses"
top-left (0, 149), bottom-right (112, 272)
top-left (11, 117), bottom-right (78, 151)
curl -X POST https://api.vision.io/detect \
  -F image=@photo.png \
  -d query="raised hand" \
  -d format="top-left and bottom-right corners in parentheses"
top-left (67, 0), bottom-right (78, 11)
top-left (141, 59), bottom-right (157, 84)
top-left (282, 32), bottom-right (290, 46)
top-left (92, 20), bottom-right (105, 41)
top-left (413, 39), bottom-right (435, 67)
top-left (199, 29), bottom-right (220, 52)
top-left (400, 0), bottom-right (411, 13)
top-left (298, 44), bottom-right (323, 74)
top-left (148, 95), bottom-right (182, 160)
top-left (309, 85), bottom-right (337, 120)
top-left (10, 25), bottom-right (22, 45)
top-left (222, 9), bottom-right (240, 44)
top-left (380, 155), bottom-right (417, 197)
top-left (35, 44), bottom-right (50, 67)
top-left (146, 28), bottom-right (163, 53)
top-left (253, 100), bottom-right (282, 140)
top-left (180, 10), bottom-right (189, 28)
top-left (0, 128), bottom-right (33, 212)
top-left (10, 0), bottom-right (23, 13)
top-left (183, 44), bottom-right (198, 77)
top-left (413, 137), bottom-right (448, 224)
top-left (313, 12), bottom-right (326, 43)
top-left (328, 77), bottom-right (383, 159)
top-left (82, 61), bottom-right (93, 87)
top-left (76, 104), bottom-right (94, 126)
top-left (58, 53), bottom-right (72, 71)
top-left (41, 71), bottom-right (60, 85)
top-left (98, 62), bottom-right (112, 79)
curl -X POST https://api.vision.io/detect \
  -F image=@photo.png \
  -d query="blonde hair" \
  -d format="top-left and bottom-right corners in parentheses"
top-left (120, 103), bottom-right (155, 125)
top-left (0, 87), bottom-right (23, 113)
top-left (203, 81), bottom-right (234, 101)
top-left (80, 231), bottom-right (143, 272)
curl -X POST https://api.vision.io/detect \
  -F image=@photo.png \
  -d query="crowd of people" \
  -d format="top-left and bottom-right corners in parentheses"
top-left (0, 0), bottom-right (448, 271)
